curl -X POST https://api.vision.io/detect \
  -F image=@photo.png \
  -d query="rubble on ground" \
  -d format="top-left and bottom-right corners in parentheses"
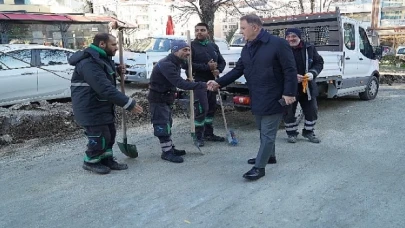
top-left (0, 91), bottom-right (190, 147)
top-left (380, 74), bottom-right (405, 85)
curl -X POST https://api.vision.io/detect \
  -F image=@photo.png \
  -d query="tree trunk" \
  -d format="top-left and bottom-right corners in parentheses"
top-left (298, 0), bottom-right (305, 13)
top-left (310, 0), bottom-right (315, 13)
top-left (199, 0), bottom-right (217, 40)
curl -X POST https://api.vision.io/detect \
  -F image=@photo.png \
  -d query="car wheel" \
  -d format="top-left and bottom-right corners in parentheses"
top-left (359, 75), bottom-right (379, 100)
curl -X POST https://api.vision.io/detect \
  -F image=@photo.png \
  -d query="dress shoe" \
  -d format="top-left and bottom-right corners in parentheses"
top-left (243, 167), bottom-right (265, 180)
top-left (247, 156), bottom-right (277, 165)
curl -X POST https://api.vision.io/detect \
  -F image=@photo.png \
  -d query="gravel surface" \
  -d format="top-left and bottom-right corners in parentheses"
top-left (0, 85), bottom-right (404, 227)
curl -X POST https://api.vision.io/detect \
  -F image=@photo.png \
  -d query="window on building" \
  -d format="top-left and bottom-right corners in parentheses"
top-left (0, 0), bottom-right (4, 4)
top-left (344, 23), bottom-right (355, 50)
top-left (14, 0), bottom-right (25, 4)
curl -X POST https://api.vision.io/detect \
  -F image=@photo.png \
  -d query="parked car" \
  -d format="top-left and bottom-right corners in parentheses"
top-left (0, 44), bottom-right (75, 106)
top-left (395, 46), bottom-right (405, 59)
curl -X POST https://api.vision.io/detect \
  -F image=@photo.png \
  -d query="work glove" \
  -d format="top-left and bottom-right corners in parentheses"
top-left (306, 72), bottom-right (314, 81)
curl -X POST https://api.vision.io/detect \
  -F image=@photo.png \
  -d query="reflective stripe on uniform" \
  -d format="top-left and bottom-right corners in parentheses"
top-left (123, 98), bottom-right (133, 109)
top-left (71, 83), bottom-right (89, 87)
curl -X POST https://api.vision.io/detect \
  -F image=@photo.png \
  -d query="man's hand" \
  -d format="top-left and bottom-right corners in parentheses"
top-left (282, 95), bottom-right (296, 105)
top-left (297, 74), bottom-right (304, 83)
top-left (117, 64), bottom-right (126, 76)
top-left (208, 59), bottom-right (217, 71)
top-left (306, 72), bottom-right (314, 81)
top-left (207, 80), bottom-right (220, 91)
top-left (131, 104), bottom-right (143, 114)
top-left (212, 69), bottom-right (220, 77)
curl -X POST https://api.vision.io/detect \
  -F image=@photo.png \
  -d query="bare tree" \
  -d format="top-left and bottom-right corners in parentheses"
top-left (172, 0), bottom-right (299, 38)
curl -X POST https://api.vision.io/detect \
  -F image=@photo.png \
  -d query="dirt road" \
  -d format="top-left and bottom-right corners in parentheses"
top-left (1, 85), bottom-right (404, 228)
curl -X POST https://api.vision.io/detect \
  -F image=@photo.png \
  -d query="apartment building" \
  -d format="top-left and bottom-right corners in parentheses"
top-left (0, 0), bottom-right (87, 13)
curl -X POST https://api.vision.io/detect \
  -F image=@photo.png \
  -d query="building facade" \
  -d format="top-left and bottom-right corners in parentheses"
top-left (0, 0), bottom-right (88, 13)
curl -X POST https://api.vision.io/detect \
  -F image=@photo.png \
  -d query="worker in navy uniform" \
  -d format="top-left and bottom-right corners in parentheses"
top-left (148, 40), bottom-right (207, 163)
top-left (190, 22), bottom-right (227, 147)
top-left (283, 28), bottom-right (324, 143)
top-left (69, 33), bottom-right (143, 175)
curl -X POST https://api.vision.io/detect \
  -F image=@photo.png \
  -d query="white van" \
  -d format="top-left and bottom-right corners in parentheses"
top-left (114, 35), bottom-right (240, 83)
top-left (223, 8), bottom-right (382, 110)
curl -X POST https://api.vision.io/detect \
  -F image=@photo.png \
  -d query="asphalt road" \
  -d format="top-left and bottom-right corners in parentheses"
top-left (1, 85), bottom-right (404, 228)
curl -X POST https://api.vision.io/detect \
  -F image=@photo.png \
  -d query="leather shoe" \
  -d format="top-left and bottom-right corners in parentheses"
top-left (247, 156), bottom-right (277, 165)
top-left (243, 167), bottom-right (265, 180)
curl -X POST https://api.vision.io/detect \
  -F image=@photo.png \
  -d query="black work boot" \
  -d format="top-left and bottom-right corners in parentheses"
top-left (204, 134), bottom-right (225, 142)
top-left (302, 130), bottom-right (321, 143)
top-left (161, 150), bottom-right (184, 163)
top-left (197, 139), bottom-right (204, 147)
top-left (82, 161), bottom-right (111, 174)
top-left (247, 156), bottom-right (277, 165)
top-left (101, 157), bottom-right (128, 170)
top-left (172, 146), bottom-right (186, 156)
top-left (287, 135), bottom-right (297, 143)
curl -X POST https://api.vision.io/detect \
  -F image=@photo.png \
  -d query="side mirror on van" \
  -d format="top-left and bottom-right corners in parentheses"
top-left (373, 45), bottom-right (383, 60)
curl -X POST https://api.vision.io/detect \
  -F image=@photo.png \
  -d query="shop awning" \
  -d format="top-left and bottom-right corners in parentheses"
top-left (0, 12), bottom-right (136, 28)
top-left (0, 14), bottom-right (9, 20)
top-left (1, 13), bottom-right (71, 22)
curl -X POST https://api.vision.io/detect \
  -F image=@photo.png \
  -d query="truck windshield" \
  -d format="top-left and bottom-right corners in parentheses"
top-left (128, 39), bottom-right (151, 53)
top-left (129, 38), bottom-right (177, 52)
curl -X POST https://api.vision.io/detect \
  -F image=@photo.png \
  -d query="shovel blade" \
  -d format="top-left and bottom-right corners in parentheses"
top-left (190, 132), bottom-right (203, 153)
top-left (117, 141), bottom-right (138, 158)
top-left (226, 129), bottom-right (238, 146)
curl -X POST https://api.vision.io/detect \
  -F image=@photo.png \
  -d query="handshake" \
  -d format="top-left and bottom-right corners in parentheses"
top-left (206, 80), bottom-right (220, 91)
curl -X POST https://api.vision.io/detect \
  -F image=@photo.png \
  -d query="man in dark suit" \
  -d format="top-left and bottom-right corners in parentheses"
top-left (208, 14), bottom-right (298, 181)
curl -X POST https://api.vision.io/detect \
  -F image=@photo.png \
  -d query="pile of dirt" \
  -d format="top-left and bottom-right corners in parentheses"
top-left (380, 74), bottom-right (405, 85)
top-left (0, 91), bottom-right (190, 147)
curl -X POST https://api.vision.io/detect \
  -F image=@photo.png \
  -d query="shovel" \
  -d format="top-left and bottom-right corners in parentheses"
top-left (217, 89), bottom-right (238, 146)
top-left (117, 29), bottom-right (138, 158)
top-left (186, 30), bottom-right (203, 154)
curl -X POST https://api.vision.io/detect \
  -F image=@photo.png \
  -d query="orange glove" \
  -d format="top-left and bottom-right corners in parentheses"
top-left (302, 74), bottom-right (310, 93)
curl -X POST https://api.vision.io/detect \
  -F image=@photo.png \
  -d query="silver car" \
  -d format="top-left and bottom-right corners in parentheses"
top-left (0, 44), bottom-right (75, 106)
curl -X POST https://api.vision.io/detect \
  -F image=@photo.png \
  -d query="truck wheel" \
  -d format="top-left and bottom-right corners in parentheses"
top-left (359, 76), bottom-right (379, 100)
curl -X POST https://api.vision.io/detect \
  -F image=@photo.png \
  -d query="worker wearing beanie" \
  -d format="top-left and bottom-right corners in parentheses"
top-left (283, 28), bottom-right (324, 143)
top-left (148, 40), bottom-right (207, 163)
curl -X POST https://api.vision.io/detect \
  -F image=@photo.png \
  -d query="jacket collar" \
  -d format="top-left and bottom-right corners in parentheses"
top-left (167, 53), bottom-right (184, 66)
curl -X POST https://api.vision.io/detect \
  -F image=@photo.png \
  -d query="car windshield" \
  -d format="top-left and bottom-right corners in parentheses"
top-left (397, 48), bottom-right (405, 54)
top-left (230, 34), bottom-right (246, 46)
top-left (129, 38), bottom-right (179, 53)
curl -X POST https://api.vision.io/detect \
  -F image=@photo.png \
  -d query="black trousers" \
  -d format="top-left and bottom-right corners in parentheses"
top-left (83, 123), bottom-right (116, 162)
top-left (194, 88), bottom-right (217, 139)
top-left (284, 94), bottom-right (318, 136)
top-left (150, 102), bottom-right (174, 153)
